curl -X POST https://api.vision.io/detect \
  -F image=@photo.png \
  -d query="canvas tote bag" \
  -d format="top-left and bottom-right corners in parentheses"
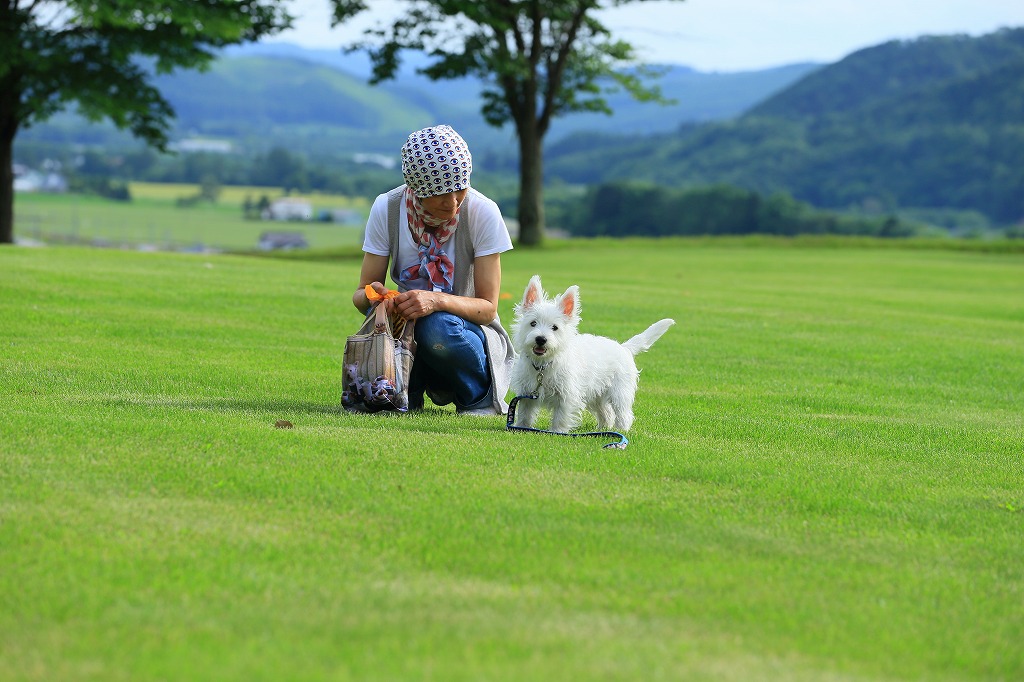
top-left (341, 298), bottom-right (416, 412)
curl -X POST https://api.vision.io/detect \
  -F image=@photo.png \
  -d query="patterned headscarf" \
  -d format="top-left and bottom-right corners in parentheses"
top-left (398, 125), bottom-right (472, 292)
top-left (400, 125), bottom-right (472, 198)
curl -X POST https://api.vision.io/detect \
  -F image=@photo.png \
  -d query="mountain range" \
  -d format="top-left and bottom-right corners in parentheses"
top-left (18, 41), bottom-right (819, 158)
top-left (15, 26), bottom-right (1024, 225)
top-left (545, 27), bottom-right (1024, 224)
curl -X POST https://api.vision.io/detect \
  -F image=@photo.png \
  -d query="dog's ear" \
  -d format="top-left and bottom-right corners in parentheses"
top-left (557, 285), bottom-right (581, 321)
top-left (521, 275), bottom-right (544, 309)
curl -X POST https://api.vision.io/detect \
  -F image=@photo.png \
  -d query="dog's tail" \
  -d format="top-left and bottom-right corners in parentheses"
top-left (622, 319), bottom-right (675, 356)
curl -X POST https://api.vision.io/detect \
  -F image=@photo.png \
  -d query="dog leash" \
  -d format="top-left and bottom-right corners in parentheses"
top-left (505, 395), bottom-right (629, 450)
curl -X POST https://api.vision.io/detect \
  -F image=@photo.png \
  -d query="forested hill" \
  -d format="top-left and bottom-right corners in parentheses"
top-left (218, 42), bottom-right (819, 140)
top-left (748, 29), bottom-right (1024, 121)
top-left (18, 45), bottom-right (817, 158)
top-left (546, 27), bottom-right (1024, 225)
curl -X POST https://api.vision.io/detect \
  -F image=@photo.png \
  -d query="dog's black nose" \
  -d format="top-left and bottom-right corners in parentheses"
top-left (534, 336), bottom-right (547, 347)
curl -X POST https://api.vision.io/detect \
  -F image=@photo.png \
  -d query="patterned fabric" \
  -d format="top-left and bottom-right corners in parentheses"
top-left (400, 125), bottom-right (472, 198)
top-left (398, 125), bottom-right (472, 293)
top-left (398, 183), bottom-right (460, 292)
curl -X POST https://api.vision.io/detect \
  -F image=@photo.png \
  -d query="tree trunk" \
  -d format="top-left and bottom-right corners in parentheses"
top-left (516, 121), bottom-right (545, 247)
top-left (0, 125), bottom-right (13, 245)
top-left (0, 82), bottom-right (16, 245)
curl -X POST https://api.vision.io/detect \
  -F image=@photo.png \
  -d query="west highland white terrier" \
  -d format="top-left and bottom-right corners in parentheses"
top-left (509, 275), bottom-right (674, 434)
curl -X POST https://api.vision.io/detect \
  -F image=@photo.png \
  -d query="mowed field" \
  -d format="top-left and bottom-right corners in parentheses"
top-left (13, 183), bottom-right (370, 251)
top-left (2, 238), bottom-right (1022, 681)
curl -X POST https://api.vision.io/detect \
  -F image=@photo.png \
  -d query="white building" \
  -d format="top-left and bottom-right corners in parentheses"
top-left (13, 165), bottom-right (68, 193)
top-left (262, 197), bottom-right (313, 221)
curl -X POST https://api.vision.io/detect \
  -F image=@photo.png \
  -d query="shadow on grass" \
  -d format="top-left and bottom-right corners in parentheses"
top-left (186, 398), bottom-right (344, 417)
top-left (93, 393), bottom-right (508, 432)
top-left (98, 394), bottom-right (344, 418)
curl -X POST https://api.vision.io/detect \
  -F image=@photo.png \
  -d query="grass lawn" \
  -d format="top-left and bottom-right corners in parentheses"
top-left (1, 238), bottom-right (1022, 681)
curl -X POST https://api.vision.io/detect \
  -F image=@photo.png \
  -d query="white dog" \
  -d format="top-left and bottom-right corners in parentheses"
top-left (509, 275), bottom-right (674, 433)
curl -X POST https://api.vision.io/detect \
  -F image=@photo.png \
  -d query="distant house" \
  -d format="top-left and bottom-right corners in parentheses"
top-left (262, 197), bottom-right (313, 221)
top-left (169, 138), bottom-right (233, 154)
top-left (353, 152), bottom-right (397, 169)
top-left (13, 165), bottom-right (68, 193)
top-left (258, 231), bottom-right (309, 251)
top-left (318, 208), bottom-right (363, 224)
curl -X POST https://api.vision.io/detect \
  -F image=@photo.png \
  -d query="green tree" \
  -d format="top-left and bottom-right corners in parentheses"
top-left (0, 0), bottom-right (293, 244)
top-left (257, 194), bottom-right (272, 217)
top-left (329, 0), bottom-right (676, 246)
top-left (199, 174), bottom-right (222, 203)
top-left (252, 147), bottom-right (308, 191)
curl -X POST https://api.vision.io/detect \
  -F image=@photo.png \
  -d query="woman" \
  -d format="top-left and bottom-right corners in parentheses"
top-left (352, 125), bottom-right (515, 416)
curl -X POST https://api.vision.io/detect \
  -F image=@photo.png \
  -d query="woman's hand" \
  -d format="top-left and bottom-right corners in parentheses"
top-left (355, 254), bottom-right (390, 314)
top-left (367, 281), bottom-right (391, 300)
top-left (391, 289), bottom-right (442, 320)
top-left (358, 280), bottom-right (394, 314)
top-left (356, 253), bottom-right (501, 325)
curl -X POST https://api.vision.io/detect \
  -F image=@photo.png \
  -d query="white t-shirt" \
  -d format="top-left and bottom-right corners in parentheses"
top-left (362, 187), bottom-right (513, 282)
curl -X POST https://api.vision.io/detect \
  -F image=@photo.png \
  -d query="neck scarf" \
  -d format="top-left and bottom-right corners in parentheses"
top-left (398, 186), bottom-right (460, 292)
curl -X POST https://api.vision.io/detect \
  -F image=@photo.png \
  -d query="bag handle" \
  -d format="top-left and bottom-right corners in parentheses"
top-left (373, 302), bottom-right (388, 334)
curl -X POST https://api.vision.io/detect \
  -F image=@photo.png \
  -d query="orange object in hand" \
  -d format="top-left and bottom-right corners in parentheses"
top-left (365, 284), bottom-right (400, 302)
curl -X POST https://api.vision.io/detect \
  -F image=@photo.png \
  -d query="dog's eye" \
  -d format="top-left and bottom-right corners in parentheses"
top-left (530, 321), bottom-right (537, 327)
top-left (552, 325), bottom-right (559, 331)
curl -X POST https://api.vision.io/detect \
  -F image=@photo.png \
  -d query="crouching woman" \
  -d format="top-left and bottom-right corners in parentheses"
top-left (351, 125), bottom-right (515, 416)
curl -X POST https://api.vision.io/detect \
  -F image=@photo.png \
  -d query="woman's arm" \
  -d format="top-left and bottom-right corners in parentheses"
top-left (353, 253), bottom-right (390, 314)
top-left (389, 253), bottom-right (502, 325)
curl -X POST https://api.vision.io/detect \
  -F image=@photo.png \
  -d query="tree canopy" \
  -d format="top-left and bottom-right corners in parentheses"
top-left (0, 0), bottom-right (293, 244)
top-left (329, 0), bottom-right (677, 245)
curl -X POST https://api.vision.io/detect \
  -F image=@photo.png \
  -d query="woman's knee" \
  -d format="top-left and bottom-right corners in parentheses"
top-left (413, 313), bottom-right (462, 356)
top-left (415, 312), bottom-right (461, 348)
top-left (415, 312), bottom-right (485, 362)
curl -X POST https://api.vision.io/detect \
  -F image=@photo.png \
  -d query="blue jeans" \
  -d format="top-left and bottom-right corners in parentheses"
top-left (409, 312), bottom-right (492, 411)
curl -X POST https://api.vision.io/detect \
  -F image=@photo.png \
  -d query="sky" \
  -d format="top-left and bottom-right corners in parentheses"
top-left (268, 0), bottom-right (1024, 72)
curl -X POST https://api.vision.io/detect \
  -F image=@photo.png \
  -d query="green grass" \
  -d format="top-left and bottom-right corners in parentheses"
top-left (13, 186), bottom-right (370, 251)
top-left (2, 239), bottom-right (1022, 681)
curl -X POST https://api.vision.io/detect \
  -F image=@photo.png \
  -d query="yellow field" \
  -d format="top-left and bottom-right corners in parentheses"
top-left (128, 182), bottom-right (371, 211)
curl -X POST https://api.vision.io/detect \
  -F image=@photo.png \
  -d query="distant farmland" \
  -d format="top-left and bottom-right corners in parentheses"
top-left (13, 183), bottom-right (371, 251)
